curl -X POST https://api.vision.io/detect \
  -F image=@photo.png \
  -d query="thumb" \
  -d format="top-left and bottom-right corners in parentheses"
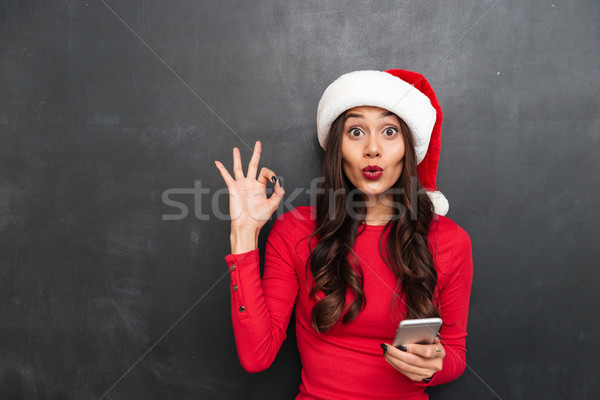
top-left (268, 177), bottom-right (285, 209)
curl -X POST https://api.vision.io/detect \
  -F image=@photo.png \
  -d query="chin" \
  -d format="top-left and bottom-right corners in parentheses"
top-left (356, 185), bottom-right (389, 198)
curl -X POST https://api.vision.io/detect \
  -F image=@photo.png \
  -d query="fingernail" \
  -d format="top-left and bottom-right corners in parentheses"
top-left (396, 345), bottom-right (408, 352)
top-left (271, 176), bottom-right (277, 184)
top-left (380, 343), bottom-right (388, 355)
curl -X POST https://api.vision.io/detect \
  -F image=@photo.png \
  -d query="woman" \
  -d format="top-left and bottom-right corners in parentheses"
top-left (214, 69), bottom-right (473, 399)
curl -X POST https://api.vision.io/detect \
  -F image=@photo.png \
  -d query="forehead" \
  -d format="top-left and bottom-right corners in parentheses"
top-left (343, 105), bottom-right (398, 120)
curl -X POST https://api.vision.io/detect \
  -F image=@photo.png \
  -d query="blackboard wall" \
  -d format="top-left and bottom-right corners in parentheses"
top-left (1, 0), bottom-right (599, 399)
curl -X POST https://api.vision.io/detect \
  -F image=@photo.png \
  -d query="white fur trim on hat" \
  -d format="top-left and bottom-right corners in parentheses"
top-left (316, 70), bottom-right (437, 164)
top-left (426, 190), bottom-right (449, 216)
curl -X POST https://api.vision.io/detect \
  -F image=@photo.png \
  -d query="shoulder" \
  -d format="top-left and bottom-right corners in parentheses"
top-left (269, 205), bottom-right (316, 238)
top-left (275, 205), bottom-right (316, 224)
top-left (273, 205), bottom-right (316, 230)
top-left (266, 206), bottom-right (316, 260)
top-left (429, 214), bottom-right (471, 247)
top-left (428, 214), bottom-right (472, 273)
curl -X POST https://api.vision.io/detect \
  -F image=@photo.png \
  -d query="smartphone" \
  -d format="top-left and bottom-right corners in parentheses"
top-left (392, 318), bottom-right (442, 347)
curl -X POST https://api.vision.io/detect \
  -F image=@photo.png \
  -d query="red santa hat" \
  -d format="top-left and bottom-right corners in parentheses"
top-left (316, 69), bottom-right (449, 216)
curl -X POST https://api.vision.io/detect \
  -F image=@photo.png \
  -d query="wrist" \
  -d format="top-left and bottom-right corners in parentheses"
top-left (230, 229), bottom-right (260, 254)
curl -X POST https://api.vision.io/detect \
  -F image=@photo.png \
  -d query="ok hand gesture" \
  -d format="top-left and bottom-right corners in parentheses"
top-left (214, 141), bottom-right (285, 252)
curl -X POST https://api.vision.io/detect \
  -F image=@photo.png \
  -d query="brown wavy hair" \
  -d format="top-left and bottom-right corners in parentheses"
top-left (307, 111), bottom-right (440, 333)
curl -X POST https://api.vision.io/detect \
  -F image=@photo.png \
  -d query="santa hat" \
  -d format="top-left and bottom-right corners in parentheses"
top-left (316, 69), bottom-right (449, 216)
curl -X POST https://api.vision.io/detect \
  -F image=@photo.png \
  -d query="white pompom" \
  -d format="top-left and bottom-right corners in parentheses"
top-left (426, 191), bottom-right (449, 216)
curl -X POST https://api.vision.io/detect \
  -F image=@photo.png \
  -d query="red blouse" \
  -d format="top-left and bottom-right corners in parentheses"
top-left (224, 206), bottom-right (473, 400)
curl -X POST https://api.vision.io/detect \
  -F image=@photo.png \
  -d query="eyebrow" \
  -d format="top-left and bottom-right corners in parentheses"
top-left (344, 110), bottom-right (395, 120)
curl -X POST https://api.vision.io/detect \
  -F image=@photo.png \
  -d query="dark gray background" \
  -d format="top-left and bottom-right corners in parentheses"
top-left (1, 0), bottom-right (599, 399)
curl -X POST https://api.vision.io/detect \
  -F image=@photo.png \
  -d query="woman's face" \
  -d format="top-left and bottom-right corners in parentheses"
top-left (340, 105), bottom-right (406, 198)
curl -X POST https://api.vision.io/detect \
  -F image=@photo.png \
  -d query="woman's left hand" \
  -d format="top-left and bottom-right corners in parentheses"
top-left (382, 336), bottom-right (445, 382)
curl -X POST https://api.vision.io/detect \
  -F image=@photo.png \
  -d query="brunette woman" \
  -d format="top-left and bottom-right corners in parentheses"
top-left (214, 69), bottom-right (473, 399)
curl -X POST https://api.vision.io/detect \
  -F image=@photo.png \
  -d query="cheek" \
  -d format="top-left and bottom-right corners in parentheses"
top-left (391, 142), bottom-right (406, 165)
top-left (341, 157), bottom-right (354, 180)
top-left (340, 140), bottom-right (358, 171)
top-left (340, 150), bottom-right (363, 186)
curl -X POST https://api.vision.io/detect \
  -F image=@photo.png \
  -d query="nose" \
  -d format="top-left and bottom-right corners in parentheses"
top-left (364, 134), bottom-right (381, 158)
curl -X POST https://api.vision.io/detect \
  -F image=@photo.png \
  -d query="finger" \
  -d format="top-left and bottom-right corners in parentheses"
top-left (384, 343), bottom-right (441, 371)
top-left (257, 167), bottom-right (276, 186)
top-left (246, 141), bottom-right (261, 179)
top-left (383, 352), bottom-right (437, 380)
top-left (257, 167), bottom-right (285, 210)
top-left (232, 147), bottom-right (244, 180)
top-left (404, 342), bottom-right (446, 361)
top-left (383, 343), bottom-right (423, 366)
top-left (214, 160), bottom-right (235, 186)
top-left (268, 175), bottom-right (285, 210)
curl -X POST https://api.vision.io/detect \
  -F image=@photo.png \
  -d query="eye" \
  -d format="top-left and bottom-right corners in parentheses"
top-left (382, 127), bottom-right (399, 137)
top-left (347, 127), bottom-right (364, 138)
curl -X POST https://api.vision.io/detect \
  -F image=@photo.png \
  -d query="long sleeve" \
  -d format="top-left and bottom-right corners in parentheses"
top-left (223, 214), bottom-right (299, 373)
top-left (418, 222), bottom-right (473, 387)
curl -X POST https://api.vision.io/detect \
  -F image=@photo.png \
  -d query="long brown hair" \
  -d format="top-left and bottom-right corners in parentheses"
top-left (307, 111), bottom-right (440, 333)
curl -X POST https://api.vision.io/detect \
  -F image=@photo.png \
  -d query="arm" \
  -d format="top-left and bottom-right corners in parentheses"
top-left (224, 215), bottom-right (299, 373)
top-left (423, 225), bottom-right (473, 385)
top-left (382, 224), bottom-right (473, 385)
top-left (215, 140), bottom-right (293, 373)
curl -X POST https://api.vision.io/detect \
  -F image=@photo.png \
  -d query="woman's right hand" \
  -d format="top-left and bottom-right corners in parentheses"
top-left (214, 141), bottom-right (285, 253)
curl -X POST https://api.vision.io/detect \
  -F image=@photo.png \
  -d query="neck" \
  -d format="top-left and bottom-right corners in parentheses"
top-left (362, 193), bottom-right (395, 225)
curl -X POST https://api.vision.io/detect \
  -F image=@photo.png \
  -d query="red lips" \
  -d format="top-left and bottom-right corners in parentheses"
top-left (361, 165), bottom-right (383, 180)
